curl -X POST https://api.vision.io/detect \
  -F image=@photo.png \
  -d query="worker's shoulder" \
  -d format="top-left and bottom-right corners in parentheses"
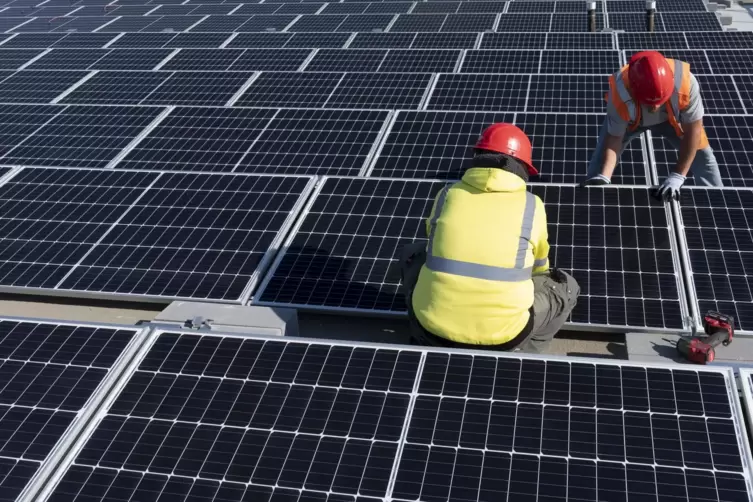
top-left (531, 192), bottom-right (547, 211)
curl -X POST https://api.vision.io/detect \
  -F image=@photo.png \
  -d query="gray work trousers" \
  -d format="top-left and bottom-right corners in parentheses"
top-left (400, 242), bottom-right (580, 354)
top-left (586, 117), bottom-right (723, 187)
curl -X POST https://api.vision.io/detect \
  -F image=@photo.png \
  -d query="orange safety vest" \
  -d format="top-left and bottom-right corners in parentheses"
top-left (605, 58), bottom-right (709, 149)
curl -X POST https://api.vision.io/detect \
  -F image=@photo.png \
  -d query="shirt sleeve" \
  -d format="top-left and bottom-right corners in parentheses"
top-left (680, 73), bottom-right (704, 124)
top-left (606, 88), bottom-right (629, 137)
top-left (532, 196), bottom-right (550, 274)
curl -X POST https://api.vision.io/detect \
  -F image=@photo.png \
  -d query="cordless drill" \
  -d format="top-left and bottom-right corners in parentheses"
top-left (676, 311), bottom-right (734, 364)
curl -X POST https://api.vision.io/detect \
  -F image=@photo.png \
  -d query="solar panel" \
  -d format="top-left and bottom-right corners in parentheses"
top-left (1, 105), bottom-right (162, 168)
top-left (186, 15), bottom-right (251, 32)
top-left (624, 49), bottom-right (711, 74)
top-left (321, 3), bottom-right (368, 14)
top-left (140, 71), bottom-right (255, 106)
top-left (735, 75), bottom-right (753, 112)
top-left (706, 50), bottom-right (753, 75)
top-left (0, 318), bottom-right (140, 502)
top-left (336, 14), bottom-right (394, 32)
top-left (235, 5), bottom-right (281, 15)
top-left (546, 32), bottom-right (613, 49)
top-left (0, 70), bottom-right (87, 103)
top-left (44, 329), bottom-right (753, 502)
top-left (305, 49), bottom-right (388, 72)
top-left (108, 33), bottom-right (178, 49)
top-left (686, 31), bottom-right (753, 49)
top-left (617, 32), bottom-right (689, 50)
top-left (413, 2), bottom-right (460, 13)
top-left (389, 14), bottom-right (447, 32)
top-left (608, 13), bottom-right (661, 32)
top-left (166, 33), bottom-right (233, 48)
top-left (256, 179), bottom-right (687, 330)
top-left (169, 48), bottom-right (312, 72)
top-left (515, 113), bottom-right (647, 185)
top-left (661, 12), bottom-right (723, 32)
top-left (225, 32), bottom-right (293, 48)
top-left (116, 107), bottom-right (278, 172)
top-left (92, 49), bottom-right (173, 71)
top-left (651, 115), bottom-right (753, 188)
top-left (495, 13), bottom-right (552, 31)
top-left (555, 0), bottom-right (603, 12)
top-left (540, 50), bottom-right (619, 74)
top-left (0, 167), bottom-right (315, 301)
top-left (527, 74), bottom-right (608, 113)
top-left (479, 32), bottom-right (547, 50)
top-left (694, 75), bottom-right (746, 114)
top-left (368, 110), bottom-right (515, 180)
top-left (677, 188), bottom-right (753, 333)
top-left (0, 104), bottom-right (63, 157)
top-left (508, 1), bottom-right (555, 13)
top-left (411, 32), bottom-right (477, 49)
top-left (349, 32), bottom-right (416, 49)
top-left (0, 49), bottom-right (44, 70)
top-left (364, 2), bottom-right (413, 14)
top-left (325, 72), bottom-right (433, 109)
top-left (459, 1), bottom-right (509, 13)
top-left (550, 13), bottom-right (605, 32)
top-left (460, 50), bottom-right (541, 74)
top-left (276, 3), bottom-right (324, 15)
top-left (60, 71), bottom-right (171, 105)
top-left (285, 32), bottom-right (351, 48)
top-left (379, 49), bottom-right (461, 73)
top-left (0, 33), bottom-right (115, 48)
top-left (287, 14), bottom-right (346, 32)
top-left (236, 14), bottom-right (298, 32)
top-left (237, 108), bottom-right (389, 176)
top-left (234, 71), bottom-right (344, 108)
top-left (442, 13), bottom-right (496, 31)
top-left (190, 4), bottom-right (238, 15)
top-left (427, 73), bottom-right (529, 111)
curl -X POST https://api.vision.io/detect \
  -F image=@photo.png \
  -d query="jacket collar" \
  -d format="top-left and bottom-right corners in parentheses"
top-left (461, 168), bottom-right (526, 193)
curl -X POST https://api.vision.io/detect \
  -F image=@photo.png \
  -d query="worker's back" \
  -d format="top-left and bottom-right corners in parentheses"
top-left (411, 167), bottom-right (550, 345)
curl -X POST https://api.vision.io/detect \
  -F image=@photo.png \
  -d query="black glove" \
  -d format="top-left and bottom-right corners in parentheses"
top-left (579, 174), bottom-right (611, 187)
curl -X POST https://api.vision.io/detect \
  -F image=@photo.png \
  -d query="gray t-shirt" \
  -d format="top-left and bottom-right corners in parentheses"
top-left (606, 73), bottom-right (704, 137)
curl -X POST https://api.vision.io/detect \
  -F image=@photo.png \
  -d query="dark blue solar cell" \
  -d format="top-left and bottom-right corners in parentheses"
top-left (433, 397), bottom-right (464, 447)
top-left (570, 363), bottom-right (596, 408)
top-left (493, 358), bottom-right (520, 402)
top-left (418, 353), bottom-right (448, 395)
top-left (596, 365), bottom-right (622, 409)
top-left (518, 360), bottom-right (545, 403)
top-left (508, 455), bottom-right (538, 502)
top-left (408, 396), bottom-right (439, 444)
top-left (652, 414), bottom-right (684, 468)
top-left (487, 401), bottom-right (516, 452)
top-left (541, 405), bottom-right (569, 456)
top-left (597, 410), bottom-right (625, 462)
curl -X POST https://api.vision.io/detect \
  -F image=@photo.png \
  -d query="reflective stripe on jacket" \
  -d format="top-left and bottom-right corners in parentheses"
top-left (411, 168), bottom-right (550, 345)
top-left (606, 58), bottom-right (710, 149)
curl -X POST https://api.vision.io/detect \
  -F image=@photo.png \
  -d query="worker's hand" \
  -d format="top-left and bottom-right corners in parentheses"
top-left (579, 174), bottom-right (611, 187)
top-left (653, 172), bottom-right (686, 201)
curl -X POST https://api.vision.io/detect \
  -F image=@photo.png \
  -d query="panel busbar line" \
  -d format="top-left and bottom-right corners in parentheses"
top-left (254, 179), bottom-right (688, 332)
top-left (0, 167), bottom-right (316, 304)
top-left (674, 188), bottom-right (753, 334)
top-left (42, 330), bottom-right (753, 502)
top-left (0, 318), bottom-right (141, 502)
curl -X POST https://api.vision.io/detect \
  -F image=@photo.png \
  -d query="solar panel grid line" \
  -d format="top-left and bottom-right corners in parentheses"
top-left (282, 14), bottom-right (303, 32)
top-left (0, 318), bottom-right (147, 502)
top-left (295, 47), bottom-right (320, 71)
top-left (418, 72), bottom-right (440, 110)
top-left (151, 48), bottom-right (180, 71)
top-left (15, 47), bottom-right (50, 71)
top-left (0, 104), bottom-right (65, 161)
top-left (453, 48), bottom-right (466, 73)
top-left (523, 71), bottom-right (532, 111)
top-left (100, 33), bottom-right (125, 49)
top-left (224, 71), bottom-right (262, 106)
top-left (2, 18), bottom-right (36, 33)
top-left (357, 109), bottom-right (398, 177)
top-left (0, 33), bottom-right (18, 46)
top-left (729, 75), bottom-right (749, 115)
top-left (219, 33), bottom-right (239, 49)
top-left (103, 106), bottom-right (174, 169)
top-left (383, 13), bottom-right (400, 32)
top-left (226, 4), bottom-right (244, 16)
top-left (738, 370), bottom-right (753, 466)
top-left (49, 70), bottom-right (98, 104)
top-left (90, 15), bottom-right (121, 33)
top-left (670, 188), bottom-right (753, 335)
top-left (229, 108), bottom-right (284, 171)
top-left (342, 32), bottom-right (358, 48)
top-left (17, 320), bottom-right (151, 502)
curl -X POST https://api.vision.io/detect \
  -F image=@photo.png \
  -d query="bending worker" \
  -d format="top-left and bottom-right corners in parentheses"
top-left (583, 50), bottom-right (723, 199)
top-left (400, 123), bottom-right (580, 353)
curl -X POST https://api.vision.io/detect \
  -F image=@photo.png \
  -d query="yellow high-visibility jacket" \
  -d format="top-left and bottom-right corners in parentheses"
top-left (412, 167), bottom-right (550, 345)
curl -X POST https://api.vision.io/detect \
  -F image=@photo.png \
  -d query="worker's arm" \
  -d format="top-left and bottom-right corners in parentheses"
top-left (531, 197), bottom-right (550, 274)
top-left (599, 132), bottom-right (625, 179)
top-left (583, 94), bottom-right (627, 185)
top-left (425, 189), bottom-right (443, 237)
top-left (675, 119), bottom-right (703, 176)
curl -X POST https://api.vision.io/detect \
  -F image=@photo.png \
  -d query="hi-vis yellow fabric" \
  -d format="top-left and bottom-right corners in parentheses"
top-left (411, 168), bottom-right (550, 345)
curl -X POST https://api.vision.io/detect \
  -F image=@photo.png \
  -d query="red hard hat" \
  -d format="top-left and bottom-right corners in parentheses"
top-left (628, 51), bottom-right (674, 106)
top-left (475, 123), bottom-right (538, 175)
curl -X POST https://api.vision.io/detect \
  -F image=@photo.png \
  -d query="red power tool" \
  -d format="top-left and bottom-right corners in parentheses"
top-left (676, 311), bottom-right (735, 364)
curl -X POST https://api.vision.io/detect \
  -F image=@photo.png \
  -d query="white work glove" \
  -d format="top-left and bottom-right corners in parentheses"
top-left (653, 172), bottom-right (685, 201)
top-left (579, 174), bottom-right (611, 187)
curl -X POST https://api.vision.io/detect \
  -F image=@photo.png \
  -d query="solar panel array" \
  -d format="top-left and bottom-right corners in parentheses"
top-left (0, 318), bottom-right (140, 502)
top-left (39, 330), bottom-right (753, 502)
top-left (0, 0), bottom-right (746, 334)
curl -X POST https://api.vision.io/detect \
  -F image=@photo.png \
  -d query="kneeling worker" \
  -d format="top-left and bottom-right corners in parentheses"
top-left (583, 50), bottom-right (723, 198)
top-left (401, 123), bottom-right (580, 353)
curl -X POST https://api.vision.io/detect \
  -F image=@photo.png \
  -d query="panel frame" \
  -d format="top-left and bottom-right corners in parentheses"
top-left (1, 316), bottom-right (150, 502)
top-left (253, 178), bottom-right (693, 334)
top-left (36, 326), bottom-right (753, 502)
top-left (737, 368), bottom-right (753, 475)
top-left (0, 166), bottom-right (318, 305)
top-left (670, 187), bottom-right (753, 337)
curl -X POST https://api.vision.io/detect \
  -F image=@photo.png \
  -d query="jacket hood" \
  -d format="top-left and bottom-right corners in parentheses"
top-left (461, 167), bottom-right (527, 193)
